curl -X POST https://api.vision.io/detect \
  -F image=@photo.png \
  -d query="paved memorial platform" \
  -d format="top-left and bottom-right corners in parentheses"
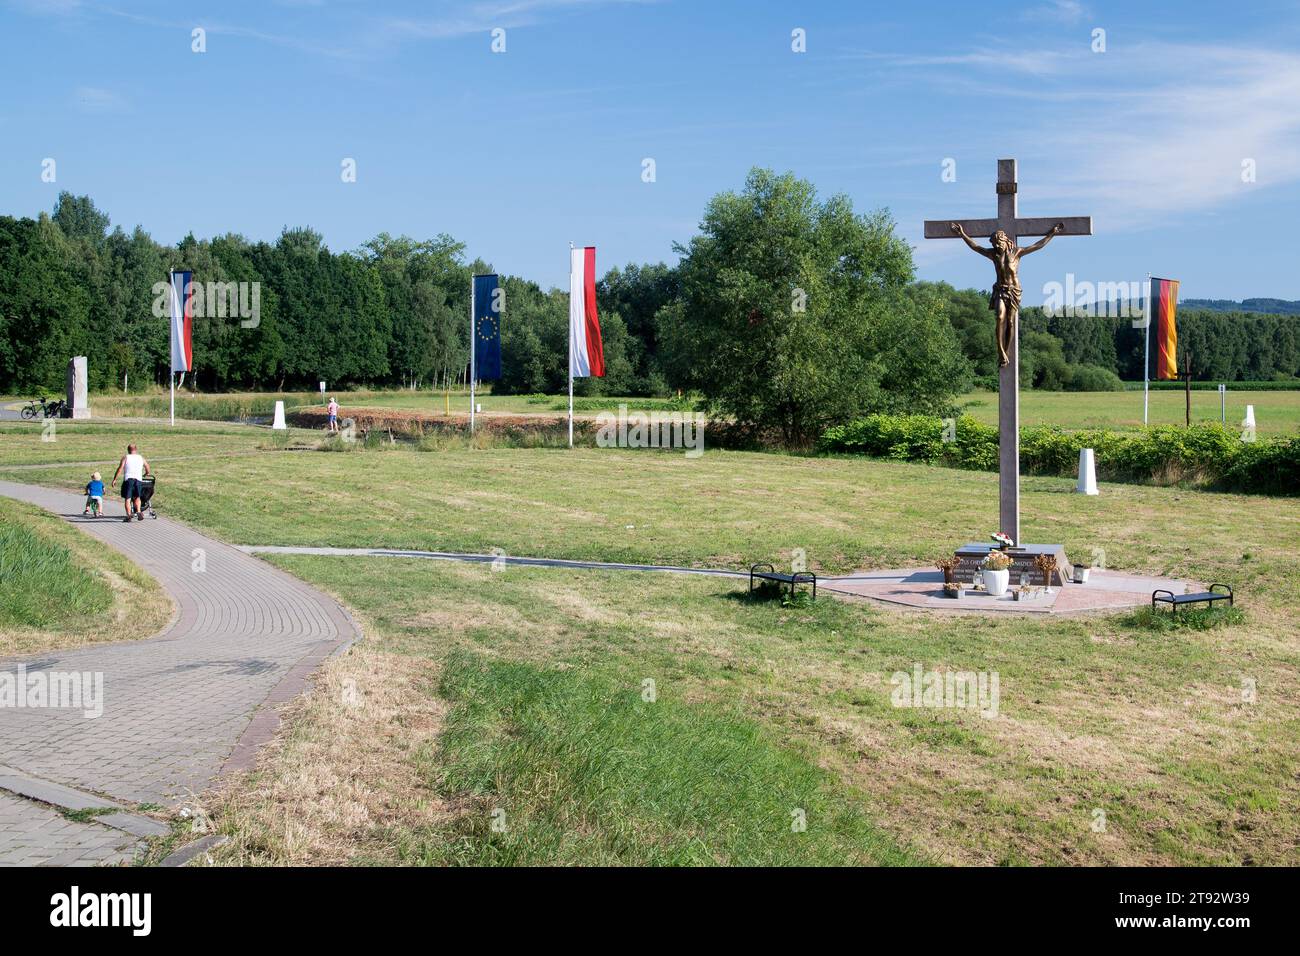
top-left (821, 567), bottom-right (1197, 615)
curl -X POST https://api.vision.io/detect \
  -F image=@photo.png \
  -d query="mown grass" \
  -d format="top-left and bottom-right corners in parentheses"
top-left (412, 651), bottom-right (916, 865)
top-left (196, 554), bottom-right (1298, 866)
top-left (2, 421), bottom-right (1292, 865)
top-left (0, 420), bottom-right (277, 468)
top-left (4, 427), bottom-right (1295, 620)
top-left (0, 497), bottom-right (171, 656)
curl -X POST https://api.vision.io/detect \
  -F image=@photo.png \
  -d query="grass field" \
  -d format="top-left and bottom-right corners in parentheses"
top-left (1, 422), bottom-right (1296, 865)
top-left (958, 389), bottom-right (1300, 437)
top-left (70, 386), bottom-right (1300, 436)
top-left (192, 550), bottom-right (1295, 866)
top-left (0, 497), bottom-right (170, 656)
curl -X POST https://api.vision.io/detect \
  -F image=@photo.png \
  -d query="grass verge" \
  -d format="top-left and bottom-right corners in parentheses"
top-left (0, 497), bottom-right (171, 656)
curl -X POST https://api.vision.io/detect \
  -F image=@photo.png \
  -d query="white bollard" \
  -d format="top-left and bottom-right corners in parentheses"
top-left (272, 400), bottom-right (287, 430)
top-left (1243, 404), bottom-right (1256, 428)
top-left (1076, 447), bottom-right (1098, 495)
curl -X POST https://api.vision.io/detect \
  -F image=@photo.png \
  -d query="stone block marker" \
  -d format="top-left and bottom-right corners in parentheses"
top-left (66, 356), bottom-right (91, 419)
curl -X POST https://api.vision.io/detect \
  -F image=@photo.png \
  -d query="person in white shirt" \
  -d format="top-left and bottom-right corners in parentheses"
top-left (111, 443), bottom-right (151, 523)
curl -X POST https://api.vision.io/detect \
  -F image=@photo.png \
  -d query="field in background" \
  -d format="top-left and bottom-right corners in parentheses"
top-left (62, 387), bottom-right (1300, 437)
top-left (959, 388), bottom-right (1300, 436)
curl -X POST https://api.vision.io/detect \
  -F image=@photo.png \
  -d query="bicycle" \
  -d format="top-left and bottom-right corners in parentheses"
top-left (20, 397), bottom-right (53, 420)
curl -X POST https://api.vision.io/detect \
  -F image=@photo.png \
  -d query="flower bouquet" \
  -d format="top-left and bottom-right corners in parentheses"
top-left (980, 549), bottom-right (1012, 596)
top-left (990, 531), bottom-right (1015, 550)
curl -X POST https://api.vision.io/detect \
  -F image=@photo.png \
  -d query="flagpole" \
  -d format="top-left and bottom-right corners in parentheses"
top-left (568, 243), bottom-right (575, 449)
top-left (1143, 272), bottom-right (1151, 426)
top-left (475, 274), bottom-right (480, 434)
top-left (170, 372), bottom-right (175, 427)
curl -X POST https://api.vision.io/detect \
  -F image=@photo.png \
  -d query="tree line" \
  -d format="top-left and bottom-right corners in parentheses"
top-left (2, 182), bottom-right (1296, 441)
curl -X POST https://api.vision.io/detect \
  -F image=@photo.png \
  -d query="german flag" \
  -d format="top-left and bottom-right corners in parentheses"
top-left (1151, 277), bottom-right (1180, 380)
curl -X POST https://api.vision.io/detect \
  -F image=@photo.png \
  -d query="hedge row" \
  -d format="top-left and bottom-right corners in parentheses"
top-left (818, 414), bottom-right (1299, 495)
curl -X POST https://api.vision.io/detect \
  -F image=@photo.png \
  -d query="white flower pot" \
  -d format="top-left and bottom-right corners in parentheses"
top-left (982, 568), bottom-right (1010, 597)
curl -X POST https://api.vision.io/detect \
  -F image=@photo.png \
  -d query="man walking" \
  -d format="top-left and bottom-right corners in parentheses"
top-left (111, 443), bottom-right (151, 522)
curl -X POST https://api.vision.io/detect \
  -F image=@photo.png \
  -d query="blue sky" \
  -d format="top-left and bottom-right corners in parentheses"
top-left (2, 0), bottom-right (1298, 301)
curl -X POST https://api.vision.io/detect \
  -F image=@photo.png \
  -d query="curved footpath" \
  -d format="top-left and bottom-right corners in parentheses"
top-left (0, 481), bottom-right (359, 866)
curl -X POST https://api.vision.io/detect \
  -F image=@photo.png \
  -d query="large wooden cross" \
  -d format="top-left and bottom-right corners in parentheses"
top-left (924, 159), bottom-right (1091, 544)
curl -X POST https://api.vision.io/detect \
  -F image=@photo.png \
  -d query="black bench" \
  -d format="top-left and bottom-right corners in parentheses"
top-left (1152, 584), bottom-right (1233, 615)
top-left (749, 563), bottom-right (816, 600)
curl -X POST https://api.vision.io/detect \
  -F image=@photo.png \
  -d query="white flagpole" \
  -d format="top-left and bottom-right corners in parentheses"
top-left (568, 243), bottom-right (575, 449)
top-left (1143, 273), bottom-right (1151, 426)
top-left (475, 274), bottom-right (480, 434)
top-left (169, 270), bottom-right (175, 427)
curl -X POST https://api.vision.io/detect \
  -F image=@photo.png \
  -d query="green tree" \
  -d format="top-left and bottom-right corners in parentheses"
top-left (658, 168), bottom-right (960, 445)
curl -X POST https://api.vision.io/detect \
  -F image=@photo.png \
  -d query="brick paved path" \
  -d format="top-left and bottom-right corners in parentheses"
top-left (0, 481), bottom-right (359, 866)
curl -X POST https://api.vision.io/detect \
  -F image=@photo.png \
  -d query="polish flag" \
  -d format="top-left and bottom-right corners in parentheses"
top-left (569, 246), bottom-right (604, 377)
top-left (169, 270), bottom-right (193, 373)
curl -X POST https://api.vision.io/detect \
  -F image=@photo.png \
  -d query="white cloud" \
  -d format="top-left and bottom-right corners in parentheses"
top-left (859, 40), bottom-right (1300, 231)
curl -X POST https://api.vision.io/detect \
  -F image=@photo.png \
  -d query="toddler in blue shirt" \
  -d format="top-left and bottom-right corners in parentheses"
top-left (84, 472), bottom-right (105, 516)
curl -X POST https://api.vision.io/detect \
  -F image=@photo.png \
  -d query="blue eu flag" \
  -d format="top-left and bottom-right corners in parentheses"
top-left (473, 273), bottom-right (501, 381)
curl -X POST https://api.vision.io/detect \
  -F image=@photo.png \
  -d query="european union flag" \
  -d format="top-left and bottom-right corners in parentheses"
top-left (473, 273), bottom-right (501, 381)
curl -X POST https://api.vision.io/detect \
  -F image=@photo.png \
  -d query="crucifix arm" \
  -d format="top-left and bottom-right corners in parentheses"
top-left (950, 222), bottom-right (994, 259)
top-left (1016, 222), bottom-right (1064, 258)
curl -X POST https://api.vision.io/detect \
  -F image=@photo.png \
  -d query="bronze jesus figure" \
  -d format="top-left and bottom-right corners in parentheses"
top-left (951, 221), bottom-right (1064, 367)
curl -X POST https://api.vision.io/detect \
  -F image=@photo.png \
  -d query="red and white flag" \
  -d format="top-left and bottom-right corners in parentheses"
top-left (169, 270), bottom-right (193, 373)
top-left (569, 246), bottom-right (604, 377)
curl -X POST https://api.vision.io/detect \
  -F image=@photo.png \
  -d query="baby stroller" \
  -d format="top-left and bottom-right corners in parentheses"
top-left (138, 475), bottom-right (159, 519)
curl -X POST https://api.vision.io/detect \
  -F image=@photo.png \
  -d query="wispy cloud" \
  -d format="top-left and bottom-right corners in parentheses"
top-left (12, 0), bottom-right (657, 61)
top-left (1022, 1), bottom-right (1088, 26)
top-left (854, 40), bottom-right (1300, 231)
top-left (72, 85), bottom-right (127, 113)
top-left (371, 0), bottom-right (655, 49)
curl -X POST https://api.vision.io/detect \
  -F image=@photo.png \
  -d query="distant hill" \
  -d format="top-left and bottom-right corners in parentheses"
top-left (1182, 298), bottom-right (1300, 315)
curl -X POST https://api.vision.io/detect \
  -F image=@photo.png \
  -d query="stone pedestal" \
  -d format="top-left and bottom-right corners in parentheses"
top-left (954, 542), bottom-right (1073, 588)
top-left (66, 356), bottom-right (91, 419)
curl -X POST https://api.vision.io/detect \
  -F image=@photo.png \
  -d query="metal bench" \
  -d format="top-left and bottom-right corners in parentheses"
top-left (1152, 584), bottom-right (1233, 615)
top-left (749, 563), bottom-right (817, 600)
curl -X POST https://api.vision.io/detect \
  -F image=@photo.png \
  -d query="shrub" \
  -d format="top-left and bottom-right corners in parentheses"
top-left (819, 414), bottom-right (1297, 495)
top-left (1066, 365), bottom-right (1124, 392)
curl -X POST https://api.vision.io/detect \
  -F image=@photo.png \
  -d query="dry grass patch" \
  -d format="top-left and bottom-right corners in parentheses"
top-left (204, 645), bottom-right (447, 866)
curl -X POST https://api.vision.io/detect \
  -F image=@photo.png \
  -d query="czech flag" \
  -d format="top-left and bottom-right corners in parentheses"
top-left (569, 246), bottom-right (604, 377)
top-left (473, 273), bottom-right (502, 381)
top-left (169, 270), bottom-right (193, 374)
top-left (1151, 277), bottom-right (1179, 381)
